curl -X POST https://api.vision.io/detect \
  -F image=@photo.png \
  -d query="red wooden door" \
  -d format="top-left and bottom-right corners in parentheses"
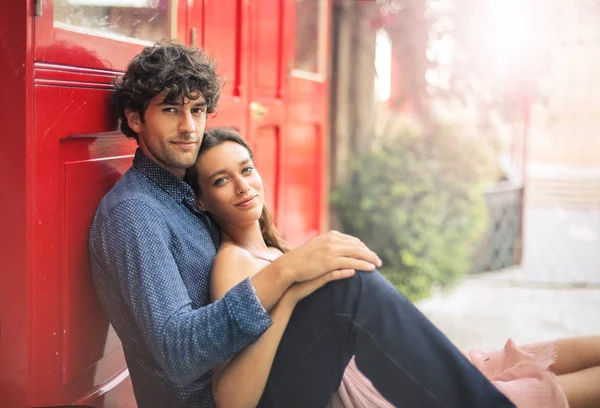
top-left (281, 0), bottom-right (330, 246)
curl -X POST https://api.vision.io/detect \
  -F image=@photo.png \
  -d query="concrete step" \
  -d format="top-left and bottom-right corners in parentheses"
top-left (527, 177), bottom-right (600, 207)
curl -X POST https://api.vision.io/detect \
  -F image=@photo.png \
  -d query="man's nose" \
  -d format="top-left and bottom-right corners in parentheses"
top-left (178, 111), bottom-right (196, 134)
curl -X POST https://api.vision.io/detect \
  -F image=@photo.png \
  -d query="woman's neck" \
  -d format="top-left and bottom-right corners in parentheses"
top-left (219, 220), bottom-right (269, 253)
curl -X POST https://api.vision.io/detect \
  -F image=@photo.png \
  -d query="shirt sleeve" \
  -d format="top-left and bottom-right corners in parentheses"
top-left (90, 198), bottom-right (272, 385)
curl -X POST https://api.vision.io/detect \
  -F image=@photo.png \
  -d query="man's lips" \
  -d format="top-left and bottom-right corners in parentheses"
top-left (235, 195), bottom-right (258, 206)
top-left (171, 140), bottom-right (199, 147)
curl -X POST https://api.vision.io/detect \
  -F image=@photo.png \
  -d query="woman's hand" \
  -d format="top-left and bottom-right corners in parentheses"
top-left (283, 268), bottom-right (356, 305)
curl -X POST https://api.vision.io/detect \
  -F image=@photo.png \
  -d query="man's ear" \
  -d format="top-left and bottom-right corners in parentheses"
top-left (195, 197), bottom-right (207, 212)
top-left (124, 109), bottom-right (143, 134)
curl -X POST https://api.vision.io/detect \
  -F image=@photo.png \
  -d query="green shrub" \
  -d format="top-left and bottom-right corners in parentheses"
top-left (331, 119), bottom-right (489, 301)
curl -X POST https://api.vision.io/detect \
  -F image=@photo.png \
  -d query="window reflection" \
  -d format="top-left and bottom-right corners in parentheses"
top-left (54, 0), bottom-right (169, 44)
top-left (295, 0), bottom-right (324, 74)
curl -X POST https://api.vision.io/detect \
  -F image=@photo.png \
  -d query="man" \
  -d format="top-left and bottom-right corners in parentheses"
top-left (90, 42), bottom-right (515, 407)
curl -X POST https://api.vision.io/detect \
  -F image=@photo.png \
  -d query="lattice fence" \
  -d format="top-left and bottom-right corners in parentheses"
top-left (472, 182), bottom-right (524, 273)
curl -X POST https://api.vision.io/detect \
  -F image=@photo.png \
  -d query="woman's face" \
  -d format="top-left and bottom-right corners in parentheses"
top-left (193, 141), bottom-right (264, 228)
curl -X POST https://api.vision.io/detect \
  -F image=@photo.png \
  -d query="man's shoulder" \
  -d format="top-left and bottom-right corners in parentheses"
top-left (93, 168), bottom-right (166, 226)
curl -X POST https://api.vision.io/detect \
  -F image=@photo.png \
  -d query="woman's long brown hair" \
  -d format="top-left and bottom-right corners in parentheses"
top-left (185, 127), bottom-right (289, 253)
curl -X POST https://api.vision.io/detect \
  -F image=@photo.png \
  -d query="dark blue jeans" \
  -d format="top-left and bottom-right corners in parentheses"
top-left (257, 270), bottom-right (515, 408)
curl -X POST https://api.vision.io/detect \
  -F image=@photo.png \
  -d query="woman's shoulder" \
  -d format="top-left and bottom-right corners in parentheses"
top-left (214, 243), bottom-right (255, 266)
top-left (210, 244), bottom-right (259, 301)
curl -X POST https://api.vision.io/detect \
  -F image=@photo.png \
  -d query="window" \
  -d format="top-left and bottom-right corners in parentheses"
top-left (294, 0), bottom-right (327, 80)
top-left (54, 0), bottom-right (171, 44)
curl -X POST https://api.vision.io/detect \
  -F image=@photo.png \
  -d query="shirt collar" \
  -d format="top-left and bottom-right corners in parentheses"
top-left (133, 148), bottom-right (195, 203)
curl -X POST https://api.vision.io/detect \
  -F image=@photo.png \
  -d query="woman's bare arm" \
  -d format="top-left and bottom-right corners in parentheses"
top-left (209, 245), bottom-right (296, 408)
top-left (209, 245), bottom-right (355, 408)
top-left (212, 296), bottom-right (296, 408)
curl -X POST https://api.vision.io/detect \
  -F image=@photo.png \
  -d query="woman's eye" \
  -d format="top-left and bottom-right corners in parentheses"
top-left (242, 166), bottom-right (254, 175)
top-left (213, 177), bottom-right (227, 186)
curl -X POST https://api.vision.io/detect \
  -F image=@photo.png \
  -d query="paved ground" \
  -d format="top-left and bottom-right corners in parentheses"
top-left (417, 205), bottom-right (600, 352)
top-left (522, 206), bottom-right (600, 285)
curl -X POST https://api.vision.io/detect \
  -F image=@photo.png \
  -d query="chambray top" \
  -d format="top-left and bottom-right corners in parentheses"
top-left (89, 150), bottom-right (272, 407)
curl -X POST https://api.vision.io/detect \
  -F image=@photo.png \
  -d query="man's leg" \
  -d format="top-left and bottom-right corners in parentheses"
top-left (258, 270), bottom-right (515, 408)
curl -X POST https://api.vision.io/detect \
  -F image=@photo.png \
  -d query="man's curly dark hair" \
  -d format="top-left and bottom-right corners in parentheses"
top-left (113, 41), bottom-right (221, 140)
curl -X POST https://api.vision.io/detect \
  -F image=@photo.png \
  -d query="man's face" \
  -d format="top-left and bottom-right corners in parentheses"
top-left (126, 91), bottom-right (207, 179)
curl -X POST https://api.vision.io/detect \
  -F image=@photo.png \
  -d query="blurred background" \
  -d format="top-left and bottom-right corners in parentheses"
top-left (326, 0), bottom-right (600, 351)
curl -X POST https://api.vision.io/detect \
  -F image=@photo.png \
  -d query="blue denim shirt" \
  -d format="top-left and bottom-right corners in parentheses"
top-left (89, 149), bottom-right (272, 407)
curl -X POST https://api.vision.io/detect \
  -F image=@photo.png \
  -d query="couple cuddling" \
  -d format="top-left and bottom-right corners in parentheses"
top-left (90, 42), bottom-right (600, 408)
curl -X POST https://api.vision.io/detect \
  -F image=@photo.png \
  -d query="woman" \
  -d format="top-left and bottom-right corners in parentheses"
top-left (186, 127), bottom-right (600, 408)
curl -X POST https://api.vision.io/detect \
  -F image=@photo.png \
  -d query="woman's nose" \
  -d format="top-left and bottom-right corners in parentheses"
top-left (235, 178), bottom-right (250, 194)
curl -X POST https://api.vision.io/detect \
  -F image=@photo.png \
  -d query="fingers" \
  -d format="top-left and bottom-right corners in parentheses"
top-left (330, 256), bottom-right (378, 272)
top-left (299, 269), bottom-right (356, 299)
top-left (289, 268), bottom-right (357, 303)
top-left (313, 268), bottom-right (355, 290)
top-left (320, 232), bottom-right (382, 268)
top-left (328, 268), bottom-right (356, 281)
top-left (332, 243), bottom-right (381, 268)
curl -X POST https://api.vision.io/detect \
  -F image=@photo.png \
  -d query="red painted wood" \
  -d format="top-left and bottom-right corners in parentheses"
top-left (0, 1), bottom-right (33, 407)
top-left (252, 126), bottom-right (281, 216)
top-left (29, 85), bottom-right (137, 406)
top-left (282, 0), bottom-right (330, 246)
top-left (202, 0), bottom-right (250, 138)
top-left (35, 63), bottom-right (119, 88)
top-left (203, 0), bottom-right (244, 98)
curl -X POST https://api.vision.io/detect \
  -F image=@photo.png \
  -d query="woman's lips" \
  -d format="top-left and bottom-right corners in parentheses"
top-left (236, 195), bottom-right (258, 207)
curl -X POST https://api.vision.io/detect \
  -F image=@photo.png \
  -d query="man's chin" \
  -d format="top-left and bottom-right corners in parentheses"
top-left (167, 153), bottom-right (199, 169)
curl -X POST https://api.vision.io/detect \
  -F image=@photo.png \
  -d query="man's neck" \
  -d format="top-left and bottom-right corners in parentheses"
top-left (138, 145), bottom-right (186, 180)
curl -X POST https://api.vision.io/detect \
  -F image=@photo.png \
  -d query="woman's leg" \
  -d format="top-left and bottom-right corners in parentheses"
top-left (551, 336), bottom-right (600, 375)
top-left (258, 270), bottom-right (514, 408)
top-left (549, 336), bottom-right (600, 408)
top-left (557, 365), bottom-right (600, 408)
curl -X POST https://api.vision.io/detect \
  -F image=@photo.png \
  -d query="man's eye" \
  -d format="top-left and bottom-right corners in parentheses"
top-left (163, 107), bottom-right (177, 113)
top-left (192, 107), bottom-right (206, 114)
top-left (242, 166), bottom-right (254, 174)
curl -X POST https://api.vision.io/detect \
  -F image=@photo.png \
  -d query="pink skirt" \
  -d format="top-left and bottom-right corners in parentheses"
top-left (328, 339), bottom-right (568, 408)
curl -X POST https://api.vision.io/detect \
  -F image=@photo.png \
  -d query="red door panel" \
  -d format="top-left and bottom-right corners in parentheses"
top-left (202, 0), bottom-right (249, 134)
top-left (282, 123), bottom-right (323, 246)
top-left (250, 0), bottom-right (284, 100)
top-left (30, 84), bottom-right (136, 406)
top-left (281, 0), bottom-right (330, 245)
top-left (62, 156), bottom-right (130, 385)
top-left (252, 126), bottom-right (281, 215)
top-left (203, 0), bottom-right (244, 98)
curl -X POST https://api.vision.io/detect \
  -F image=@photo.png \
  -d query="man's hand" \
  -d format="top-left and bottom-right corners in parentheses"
top-left (274, 231), bottom-right (381, 283)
